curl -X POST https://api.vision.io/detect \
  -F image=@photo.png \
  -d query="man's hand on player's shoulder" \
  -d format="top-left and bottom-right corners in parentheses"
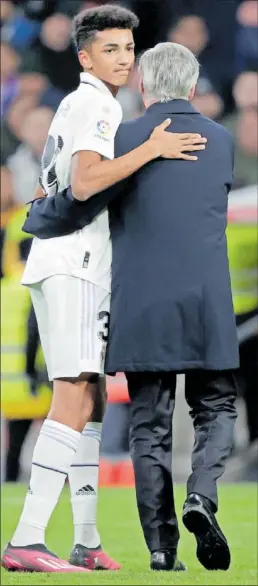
top-left (149, 119), bottom-right (207, 161)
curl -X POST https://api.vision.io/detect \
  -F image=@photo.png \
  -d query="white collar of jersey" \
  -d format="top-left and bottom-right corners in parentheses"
top-left (80, 72), bottom-right (113, 97)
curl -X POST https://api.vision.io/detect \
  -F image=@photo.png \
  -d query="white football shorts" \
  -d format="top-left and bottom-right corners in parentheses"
top-left (29, 275), bottom-right (110, 381)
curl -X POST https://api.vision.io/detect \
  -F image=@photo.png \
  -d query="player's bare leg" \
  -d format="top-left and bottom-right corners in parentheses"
top-left (2, 377), bottom-right (94, 573)
top-left (68, 376), bottom-right (121, 570)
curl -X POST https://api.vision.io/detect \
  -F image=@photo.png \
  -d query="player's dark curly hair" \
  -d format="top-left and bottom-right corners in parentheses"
top-left (73, 4), bottom-right (139, 51)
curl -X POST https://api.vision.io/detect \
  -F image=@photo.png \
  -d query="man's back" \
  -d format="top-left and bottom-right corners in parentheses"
top-left (106, 99), bottom-right (239, 373)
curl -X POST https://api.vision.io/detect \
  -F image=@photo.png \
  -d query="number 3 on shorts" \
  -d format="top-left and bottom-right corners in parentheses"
top-left (98, 311), bottom-right (110, 342)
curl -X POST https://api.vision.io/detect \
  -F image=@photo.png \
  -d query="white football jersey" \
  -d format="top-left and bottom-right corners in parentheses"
top-left (22, 72), bottom-right (123, 291)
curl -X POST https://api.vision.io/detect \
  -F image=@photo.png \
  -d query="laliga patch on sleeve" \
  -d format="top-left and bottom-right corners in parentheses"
top-left (94, 120), bottom-right (112, 142)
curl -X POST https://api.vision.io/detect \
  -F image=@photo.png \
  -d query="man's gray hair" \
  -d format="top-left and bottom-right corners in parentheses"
top-left (139, 42), bottom-right (200, 102)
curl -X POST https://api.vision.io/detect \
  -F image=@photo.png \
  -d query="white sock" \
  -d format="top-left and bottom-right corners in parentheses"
top-left (11, 420), bottom-right (81, 547)
top-left (69, 422), bottom-right (102, 548)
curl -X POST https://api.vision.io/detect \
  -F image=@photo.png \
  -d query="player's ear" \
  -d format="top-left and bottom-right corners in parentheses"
top-left (78, 49), bottom-right (93, 71)
top-left (138, 71), bottom-right (144, 97)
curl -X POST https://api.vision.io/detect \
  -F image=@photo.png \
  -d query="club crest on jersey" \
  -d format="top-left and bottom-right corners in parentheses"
top-left (96, 120), bottom-right (111, 136)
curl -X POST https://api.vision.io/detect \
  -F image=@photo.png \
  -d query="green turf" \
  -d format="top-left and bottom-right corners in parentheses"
top-left (1, 483), bottom-right (257, 585)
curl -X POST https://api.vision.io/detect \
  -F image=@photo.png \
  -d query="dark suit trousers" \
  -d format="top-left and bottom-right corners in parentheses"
top-left (126, 369), bottom-right (238, 554)
top-left (185, 370), bottom-right (238, 510)
top-left (126, 372), bottom-right (179, 554)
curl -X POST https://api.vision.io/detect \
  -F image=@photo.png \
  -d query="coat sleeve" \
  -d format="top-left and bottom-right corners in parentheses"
top-left (22, 180), bottom-right (129, 239)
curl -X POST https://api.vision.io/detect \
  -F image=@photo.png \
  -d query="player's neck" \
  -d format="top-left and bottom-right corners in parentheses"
top-left (83, 70), bottom-right (119, 97)
top-left (104, 82), bottom-right (119, 97)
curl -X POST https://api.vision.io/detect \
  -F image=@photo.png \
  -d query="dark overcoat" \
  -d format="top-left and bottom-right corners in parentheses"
top-left (105, 100), bottom-right (239, 372)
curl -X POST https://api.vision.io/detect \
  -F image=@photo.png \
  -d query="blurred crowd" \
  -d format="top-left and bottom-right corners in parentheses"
top-left (1, 0), bottom-right (257, 481)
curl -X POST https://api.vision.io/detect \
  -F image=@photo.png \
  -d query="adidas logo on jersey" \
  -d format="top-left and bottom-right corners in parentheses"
top-left (76, 484), bottom-right (96, 496)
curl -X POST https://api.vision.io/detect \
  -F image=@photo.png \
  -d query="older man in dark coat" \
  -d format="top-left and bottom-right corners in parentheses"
top-left (23, 43), bottom-right (239, 573)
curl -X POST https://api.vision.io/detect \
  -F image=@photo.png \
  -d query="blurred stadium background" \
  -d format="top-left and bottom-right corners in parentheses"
top-left (0, 0), bottom-right (257, 489)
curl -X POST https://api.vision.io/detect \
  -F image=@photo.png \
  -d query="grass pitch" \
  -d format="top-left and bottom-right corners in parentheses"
top-left (1, 483), bottom-right (257, 585)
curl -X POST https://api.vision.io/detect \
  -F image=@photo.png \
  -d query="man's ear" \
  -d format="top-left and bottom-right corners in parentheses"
top-left (138, 72), bottom-right (145, 98)
top-left (189, 85), bottom-right (196, 101)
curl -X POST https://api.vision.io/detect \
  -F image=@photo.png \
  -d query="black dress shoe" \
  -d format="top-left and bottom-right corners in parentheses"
top-left (150, 550), bottom-right (187, 571)
top-left (182, 493), bottom-right (230, 571)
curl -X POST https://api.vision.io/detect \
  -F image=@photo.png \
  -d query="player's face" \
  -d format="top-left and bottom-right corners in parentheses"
top-left (79, 29), bottom-right (135, 89)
